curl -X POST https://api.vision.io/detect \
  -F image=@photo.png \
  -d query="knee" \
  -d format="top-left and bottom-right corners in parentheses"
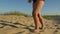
top-left (32, 12), bottom-right (38, 17)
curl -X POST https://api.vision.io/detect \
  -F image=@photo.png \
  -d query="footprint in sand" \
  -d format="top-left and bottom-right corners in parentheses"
top-left (56, 27), bottom-right (60, 30)
top-left (53, 30), bottom-right (58, 34)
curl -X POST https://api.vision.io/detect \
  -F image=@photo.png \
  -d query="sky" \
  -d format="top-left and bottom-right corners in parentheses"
top-left (0, 0), bottom-right (60, 15)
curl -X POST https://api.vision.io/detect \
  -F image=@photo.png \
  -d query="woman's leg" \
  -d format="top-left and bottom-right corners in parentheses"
top-left (32, 3), bottom-right (39, 30)
top-left (32, 0), bottom-right (45, 32)
top-left (37, 0), bottom-right (45, 29)
top-left (38, 13), bottom-right (44, 29)
top-left (32, 1), bottom-right (40, 31)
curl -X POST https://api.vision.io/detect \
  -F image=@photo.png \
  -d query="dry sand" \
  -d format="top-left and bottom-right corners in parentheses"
top-left (0, 15), bottom-right (60, 34)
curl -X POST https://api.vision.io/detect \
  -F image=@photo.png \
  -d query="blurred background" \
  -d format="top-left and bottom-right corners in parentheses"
top-left (0, 0), bottom-right (60, 16)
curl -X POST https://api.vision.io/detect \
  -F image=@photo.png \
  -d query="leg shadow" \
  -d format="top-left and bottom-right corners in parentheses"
top-left (0, 20), bottom-right (35, 32)
top-left (0, 20), bottom-right (18, 28)
top-left (14, 22), bottom-right (34, 32)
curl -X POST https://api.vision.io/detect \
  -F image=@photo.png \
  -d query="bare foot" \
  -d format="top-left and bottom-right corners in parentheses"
top-left (32, 29), bottom-right (40, 33)
top-left (39, 26), bottom-right (44, 29)
top-left (39, 27), bottom-right (44, 29)
top-left (29, 29), bottom-right (39, 33)
top-left (39, 27), bottom-right (44, 32)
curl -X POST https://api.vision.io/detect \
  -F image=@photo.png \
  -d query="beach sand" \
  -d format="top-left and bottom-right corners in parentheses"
top-left (0, 15), bottom-right (60, 34)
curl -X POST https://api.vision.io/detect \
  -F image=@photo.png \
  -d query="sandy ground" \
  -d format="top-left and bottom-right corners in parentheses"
top-left (0, 15), bottom-right (60, 34)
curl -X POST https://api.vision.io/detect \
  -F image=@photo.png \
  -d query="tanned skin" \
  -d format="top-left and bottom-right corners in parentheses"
top-left (28, 0), bottom-right (45, 32)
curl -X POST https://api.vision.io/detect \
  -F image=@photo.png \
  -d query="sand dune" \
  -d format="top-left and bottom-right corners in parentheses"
top-left (0, 15), bottom-right (60, 34)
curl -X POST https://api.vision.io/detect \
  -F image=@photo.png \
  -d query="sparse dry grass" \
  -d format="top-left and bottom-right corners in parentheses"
top-left (43, 16), bottom-right (52, 20)
top-left (1, 11), bottom-right (31, 17)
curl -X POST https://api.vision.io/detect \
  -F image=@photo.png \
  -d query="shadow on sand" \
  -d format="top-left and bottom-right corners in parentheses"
top-left (14, 22), bottom-right (34, 32)
top-left (0, 20), bottom-right (18, 28)
top-left (0, 20), bottom-right (34, 32)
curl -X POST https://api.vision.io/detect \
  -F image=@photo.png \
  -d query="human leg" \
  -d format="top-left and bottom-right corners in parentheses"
top-left (32, 0), bottom-right (45, 32)
top-left (37, 0), bottom-right (45, 29)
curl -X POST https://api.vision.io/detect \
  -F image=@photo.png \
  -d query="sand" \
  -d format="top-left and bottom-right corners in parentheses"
top-left (0, 15), bottom-right (60, 34)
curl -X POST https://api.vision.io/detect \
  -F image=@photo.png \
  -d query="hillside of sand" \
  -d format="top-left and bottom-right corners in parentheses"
top-left (0, 15), bottom-right (60, 34)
